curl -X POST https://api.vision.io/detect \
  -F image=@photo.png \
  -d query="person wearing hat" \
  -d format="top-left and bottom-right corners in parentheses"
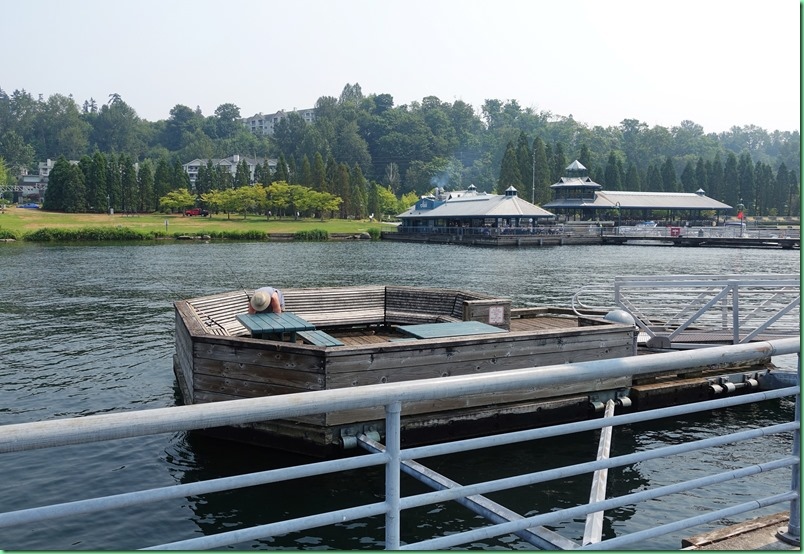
top-left (248, 286), bottom-right (285, 314)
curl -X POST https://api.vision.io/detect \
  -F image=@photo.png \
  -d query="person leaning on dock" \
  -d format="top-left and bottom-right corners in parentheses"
top-left (248, 286), bottom-right (285, 314)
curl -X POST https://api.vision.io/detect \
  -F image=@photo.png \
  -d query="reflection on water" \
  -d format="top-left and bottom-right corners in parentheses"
top-left (0, 241), bottom-right (798, 549)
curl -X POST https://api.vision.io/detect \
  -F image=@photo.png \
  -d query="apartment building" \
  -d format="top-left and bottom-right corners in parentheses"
top-left (182, 154), bottom-right (276, 187)
top-left (240, 108), bottom-right (316, 136)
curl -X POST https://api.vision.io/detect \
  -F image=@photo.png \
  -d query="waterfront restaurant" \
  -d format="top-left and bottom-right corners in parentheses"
top-left (396, 184), bottom-right (556, 236)
top-left (543, 160), bottom-right (733, 224)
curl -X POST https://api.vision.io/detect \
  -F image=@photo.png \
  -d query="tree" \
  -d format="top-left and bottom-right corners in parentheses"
top-left (604, 151), bottom-right (624, 191)
top-left (531, 137), bottom-right (551, 204)
top-left (680, 160), bottom-right (696, 192)
top-left (660, 156), bottom-right (678, 192)
top-left (137, 160), bottom-right (154, 212)
top-left (89, 151), bottom-right (109, 213)
top-left (497, 141), bottom-right (521, 194)
top-left (213, 103), bottom-right (241, 139)
top-left (234, 159), bottom-right (250, 188)
top-left (42, 156), bottom-right (71, 210)
top-left (159, 188), bottom-right (195, 213)
top-left (722, 152), bottom-right (739, 208)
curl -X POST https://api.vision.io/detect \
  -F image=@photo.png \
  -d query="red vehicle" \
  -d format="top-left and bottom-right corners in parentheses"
top-left (184, 208), bottom-right (209, 216)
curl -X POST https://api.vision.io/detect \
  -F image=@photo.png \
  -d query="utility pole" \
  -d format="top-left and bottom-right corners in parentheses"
top-left (532, 149), bottom-right (536, 204)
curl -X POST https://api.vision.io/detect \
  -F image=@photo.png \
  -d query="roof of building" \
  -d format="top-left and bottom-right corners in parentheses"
top-left (398, 187), bottom-right (554, 219)
top-left (543, 190), bottom-right (732, 210)
top-left (550, 176), bottom-right (603, 190)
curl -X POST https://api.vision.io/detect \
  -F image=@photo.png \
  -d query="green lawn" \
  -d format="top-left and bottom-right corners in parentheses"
top-left (0, 207), bottom-right (392, 237)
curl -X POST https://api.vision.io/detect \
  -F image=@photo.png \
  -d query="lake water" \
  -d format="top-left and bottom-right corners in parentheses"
top-left (0, 240), bottom-right (799, 549)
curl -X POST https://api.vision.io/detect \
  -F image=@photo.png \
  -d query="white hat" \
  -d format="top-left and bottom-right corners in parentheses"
top-left (250, 291), bottom-right (271, 312)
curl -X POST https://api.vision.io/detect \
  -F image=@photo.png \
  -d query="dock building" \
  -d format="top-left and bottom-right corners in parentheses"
top-left (543, 160), bottom-right (733, 224)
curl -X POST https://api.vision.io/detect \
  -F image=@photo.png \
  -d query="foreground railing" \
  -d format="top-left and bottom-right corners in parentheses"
top-left (0, 338), bottom-right (799, 550)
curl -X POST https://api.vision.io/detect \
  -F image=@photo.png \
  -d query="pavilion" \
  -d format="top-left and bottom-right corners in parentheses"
top-left (542, 160), bottom-right (733, 223)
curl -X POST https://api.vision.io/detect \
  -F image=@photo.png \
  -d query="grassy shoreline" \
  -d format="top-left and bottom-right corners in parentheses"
top-left (0, 208), bottom-right (391, 241)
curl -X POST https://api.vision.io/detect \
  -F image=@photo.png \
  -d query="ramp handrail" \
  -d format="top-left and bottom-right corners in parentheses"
top-left (573, 274), bottom-right (800, 348)
top-left (0, 338), bottom-right (799, 550)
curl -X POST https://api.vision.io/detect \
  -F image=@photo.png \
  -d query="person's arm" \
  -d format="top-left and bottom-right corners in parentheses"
top-left (270, 292), bottom-right (283, 313)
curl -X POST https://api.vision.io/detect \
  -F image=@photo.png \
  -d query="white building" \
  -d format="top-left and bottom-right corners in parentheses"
top-left (240, 108), bottom-right (316, 136)
top-left (182, 155), bottom-right (276, 187)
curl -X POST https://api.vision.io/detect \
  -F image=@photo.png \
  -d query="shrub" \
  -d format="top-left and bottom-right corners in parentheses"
top-left (367, 227), bottom-right (381, 240)
top-left (294, 229), bottom-right (329, 241)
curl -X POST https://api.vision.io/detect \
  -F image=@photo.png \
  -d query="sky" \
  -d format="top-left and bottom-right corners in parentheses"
top-left (3, 0), bottom-right (800, 134)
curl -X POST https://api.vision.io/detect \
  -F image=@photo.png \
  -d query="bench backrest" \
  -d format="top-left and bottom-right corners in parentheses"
top-left (282, 285), bottom-right (386, 327)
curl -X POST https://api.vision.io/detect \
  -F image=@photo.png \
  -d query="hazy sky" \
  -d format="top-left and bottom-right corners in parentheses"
top-left (4, 0), bottom-right (800, 133)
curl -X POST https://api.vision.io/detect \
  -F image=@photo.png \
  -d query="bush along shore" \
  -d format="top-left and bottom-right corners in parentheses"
top-left (0, 227), bottom-right (381, 243)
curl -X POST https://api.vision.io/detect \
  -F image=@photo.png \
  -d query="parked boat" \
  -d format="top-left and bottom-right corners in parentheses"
top-left (173, 285), bottom-right (771, 456)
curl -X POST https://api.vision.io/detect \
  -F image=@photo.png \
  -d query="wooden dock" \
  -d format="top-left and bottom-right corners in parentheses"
top-left (601, 234), bottom-right (799, 249)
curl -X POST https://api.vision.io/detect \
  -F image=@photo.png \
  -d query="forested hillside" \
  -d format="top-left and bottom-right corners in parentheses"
top-left (0, 83), bottom-right (799, 217)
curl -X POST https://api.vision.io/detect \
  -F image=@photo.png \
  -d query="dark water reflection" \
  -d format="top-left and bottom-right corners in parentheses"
top-left (0, 241), bottom-right (798, 549)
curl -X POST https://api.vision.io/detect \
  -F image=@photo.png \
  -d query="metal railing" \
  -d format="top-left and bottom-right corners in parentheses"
top-left (573, 274), bottom-right (800, 348)
top-left (0, 338), bottom-right (799, 550)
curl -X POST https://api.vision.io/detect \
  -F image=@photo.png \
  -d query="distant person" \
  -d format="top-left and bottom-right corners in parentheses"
top-left (248, 286), bottom-right (285, 314)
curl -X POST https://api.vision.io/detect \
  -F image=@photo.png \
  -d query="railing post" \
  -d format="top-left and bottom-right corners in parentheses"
top-left (384, 401), bottom-right (402, 549)
top-left (731, 282), bottom-right (740, 344)
top-left (777, 352), bottom-right (801, 547)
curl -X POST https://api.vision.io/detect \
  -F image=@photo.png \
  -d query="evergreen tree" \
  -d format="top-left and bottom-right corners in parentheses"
top-left (350, 163), bottom-right (368, 218)
top-left (497, 141), bottom-right (522, 194)
top-left (335, 163), bottom-right (351, 218)
top-left (646, 163), bottom-right (662, 192)
top-left (90, 151), bottom-right (109, 213)
top-left (753, 160), bottom-right (773, 215)
top-left (709, 153), bottom-right (725, 202)
top-left (324, 154), bottom-right (338, 194)
top-left (107, 154), bottom-right (122, 211)
top-left (680, 161), bottom-right (696, 192)
top-left (604, 151), bottom-right (624, 190)
top-left (515, 131), bottom-right (531, 191)
top-left (172, 159), bottom-right (191, 191)
top-left (153, 157), bottom-right (172, 210)
top-left (578, 143), bottom-right (592, 172)
top-left (300, 155), bottom-right (312, 187)
top-left (660, 156), bottom-right (678, 192)
top-left (531, 137), bottom-right (550, 204)
top-left (551, 142), bottom-right (567, 183)
top-left (367, 182), bottom-right (380, 220)
top-left (275, 153), bottom-right (289, 183)
top-left (137, 160), bottom-right (154, 211)
top-left (234, 159), bottom-right (250, 188)
top-left (722, 152), bottom-right (739, 208)
top-left (63, 162), bottom-right (87, 213)
top-left (694, 157), bottom-right (708, 194)
top-left (737, 152), bottom-right (755, 214)
top-left (625, 163), bottom-right (641, 191)
top-left (119, 154), bottom-right (137, 212)
top-left (42, 156), bottom-right (71, 211)
top-left (312, 153), bottom-right (326, 192)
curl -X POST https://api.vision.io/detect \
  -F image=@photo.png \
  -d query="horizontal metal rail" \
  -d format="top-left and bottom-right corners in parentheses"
top-left (0, 338), bottom-right (799, 550)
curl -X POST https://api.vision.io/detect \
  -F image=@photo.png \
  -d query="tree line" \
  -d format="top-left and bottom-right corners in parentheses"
top-left (1, 83), bottom-right (800, 217)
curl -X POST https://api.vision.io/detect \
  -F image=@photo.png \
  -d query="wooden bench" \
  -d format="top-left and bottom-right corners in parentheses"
top-left (187, 291), bottom-right (251, 336)
top-left (283, 285), bottom-right (386, 328)
top-left (297, 329), bottom-right (345, 347)
top-left (186, 286), bottom-right (510, 338)
top-left (385, 286), bottom-right (486, 324)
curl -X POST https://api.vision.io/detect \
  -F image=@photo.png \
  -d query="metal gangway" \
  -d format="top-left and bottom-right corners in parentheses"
top-left (0, 339), bottom-right (799, 550)
top-left (572, 274), bottom-right (800, 349)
